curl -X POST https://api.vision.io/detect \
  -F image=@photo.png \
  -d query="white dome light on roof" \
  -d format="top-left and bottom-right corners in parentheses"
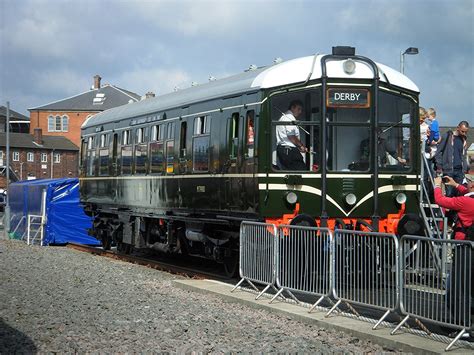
top-left (343, 59), bottom-right (356, 74)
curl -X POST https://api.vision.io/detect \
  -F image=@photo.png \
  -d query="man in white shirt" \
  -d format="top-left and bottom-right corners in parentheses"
top-left (276, 100), bottom-right (308, 170)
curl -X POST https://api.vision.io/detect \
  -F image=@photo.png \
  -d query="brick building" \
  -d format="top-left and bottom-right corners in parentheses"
top-left (0, 105), bottom-right (30, 133)
top-left (28, 75), bottom-right (141, 147)
top-left (0, 128), bottom-right (78, 189)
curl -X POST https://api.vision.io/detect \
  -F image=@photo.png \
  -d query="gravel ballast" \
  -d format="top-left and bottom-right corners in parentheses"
top-left (0, 239), bottom-right (394, 353)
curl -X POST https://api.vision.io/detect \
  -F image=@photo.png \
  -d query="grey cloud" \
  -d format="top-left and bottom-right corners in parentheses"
top-left (0, 0), bottom-right (472, 128)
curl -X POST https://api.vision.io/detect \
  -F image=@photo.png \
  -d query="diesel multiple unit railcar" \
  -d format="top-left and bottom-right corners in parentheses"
top-left (80, 46), bottom-right (424, 275)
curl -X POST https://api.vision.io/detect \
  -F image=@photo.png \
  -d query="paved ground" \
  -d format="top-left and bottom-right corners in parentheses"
top-left (0, 239), bottom-right (394, 353)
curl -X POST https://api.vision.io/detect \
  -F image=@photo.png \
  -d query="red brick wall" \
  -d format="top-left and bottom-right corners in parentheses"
top-left (29, 110), bottom-right (99, 147)
top-left (1, 149), bottom-right (79, 189)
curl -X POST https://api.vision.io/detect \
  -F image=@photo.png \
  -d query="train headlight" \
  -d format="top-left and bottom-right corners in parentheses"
top-left (285, 191), bottom-right (298, 205)
top-left (343, 59), bottom-right (356, 74)
top-left (395, 192), bottom-right (407, 205)
top-left (344, 193), bottom-right (357, 206)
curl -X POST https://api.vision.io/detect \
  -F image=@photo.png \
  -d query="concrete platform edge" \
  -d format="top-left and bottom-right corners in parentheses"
top-left (174, 279), bottom-right (467, 354)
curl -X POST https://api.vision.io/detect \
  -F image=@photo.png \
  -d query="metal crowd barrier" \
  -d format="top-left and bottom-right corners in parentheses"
top-left (234, 222), bottom-right (473, 351)
top-left (272, 225), bottom-right (333, 311)
top-left (394, 235), bottom-right (473, 351)
top-left (232, 221), bottom-right (279, 299)
top-left (328, 230), bottom-right (399, 329)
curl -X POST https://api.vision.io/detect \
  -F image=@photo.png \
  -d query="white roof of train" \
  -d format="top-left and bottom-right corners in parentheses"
top-left (83, 54), bottom-right (419, 129)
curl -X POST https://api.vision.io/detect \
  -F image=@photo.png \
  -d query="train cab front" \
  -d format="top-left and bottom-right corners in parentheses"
top-left (261, 46), bottom-right (422, 236)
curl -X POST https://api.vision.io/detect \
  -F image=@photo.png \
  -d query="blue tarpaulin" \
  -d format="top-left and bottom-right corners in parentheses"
top-left (9, 178), bottom-right (99, 245)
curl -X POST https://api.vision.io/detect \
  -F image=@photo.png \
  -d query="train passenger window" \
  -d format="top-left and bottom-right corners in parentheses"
top-left (193, 136), bottom-right (210, 172)
top-left (99, 148), bottom-right (109, 176)
top-left (180, 122), bottom-right (187, 158)
top-left (134, 144), bottom-right (148, 174)
top-left (87, 136), bottom-right (94, 150)
top-left (167, 122), bottom-right (175, 139)
top-left (192, 116), bottom-right (211, 172)
top-left (85, 136), bottom-right (97, 176)
top-left (122, 130), bottom-right (131, 145)
top-left (245, 110), bottom-right (255, 158)
top-left (194, 116), bottom-right (210, 135)
top-left (121, 146), bottom-right (133, 175)
top-left (166, 141), bottom-right (174, 174)
top-left (87, 151), bottom-right (96, 176)
top-left (229, 112), bottom-right (239, 158)
top-left (99, 134), bottom-right (108, 148)
top-left (81, 139), bottom-right (87, 173)
top-left (136, 128), bottom-right (145, 144)
top-left (150, 142), bottom-right (165, 173)
top-left (151, 124), bottom-right (166, 141)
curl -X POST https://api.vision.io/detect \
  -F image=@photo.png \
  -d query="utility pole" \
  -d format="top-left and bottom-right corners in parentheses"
top-left (5, 102), bottom-right (11, 234)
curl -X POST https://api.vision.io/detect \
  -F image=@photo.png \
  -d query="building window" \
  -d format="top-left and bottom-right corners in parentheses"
top-left (62, 116), bottom-right (69, 132)
top-left (41, 153), bottom-right (48, 163)
top-left (48, 115), bottom-right (69, 132)
top-left (27, 152), bottom-right (34, 162)
top-left (13, 151), bottom-right (20, 161)
top-left (0, 151), bottom-right (3, 165)
top-left (54, 153), bottom-right (61, 163)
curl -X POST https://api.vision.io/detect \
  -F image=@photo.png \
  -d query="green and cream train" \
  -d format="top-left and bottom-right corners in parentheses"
top-left (80, 46), bottom-right (424, 274)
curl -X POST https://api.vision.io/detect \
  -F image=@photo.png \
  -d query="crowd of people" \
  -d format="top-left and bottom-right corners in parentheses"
top-left (420, 106), bottom-right (473, 339)
top-left (419, 105), bottom-right (472, 241)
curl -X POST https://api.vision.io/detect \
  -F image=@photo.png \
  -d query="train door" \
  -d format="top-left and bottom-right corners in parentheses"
top-left (111, 133), bottom-right (119, 202)
top-left (178, 121), bottom-right (188, 175)
top-left (225, 110), bottom-right (244, 210)
top-left (241, 109), bottom-right (257, 211)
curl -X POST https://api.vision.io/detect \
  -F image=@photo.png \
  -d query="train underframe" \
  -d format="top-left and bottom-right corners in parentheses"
top-left (86, 205), bottom-right (241, 276)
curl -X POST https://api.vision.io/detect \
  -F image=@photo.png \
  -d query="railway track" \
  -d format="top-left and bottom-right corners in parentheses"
top-left (66, 243), bottom-right (233, 281)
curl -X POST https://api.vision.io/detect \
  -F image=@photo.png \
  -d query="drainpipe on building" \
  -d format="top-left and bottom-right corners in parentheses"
top-left (50, 150), bottom-right (54, 178)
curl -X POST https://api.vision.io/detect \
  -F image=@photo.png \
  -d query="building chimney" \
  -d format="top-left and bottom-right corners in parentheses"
top-left (34, 128), bottom-right (43, 145)
top-left (93, 75), bottom-right (101, 89)
top-left (145, 91), bottom-right (155, 99)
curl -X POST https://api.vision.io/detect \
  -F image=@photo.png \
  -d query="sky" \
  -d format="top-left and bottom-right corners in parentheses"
top-left (0, 0), bottom-right (473, 126)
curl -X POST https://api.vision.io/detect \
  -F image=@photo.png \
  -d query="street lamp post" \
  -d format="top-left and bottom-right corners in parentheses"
top-left (400, 47), bottom-right (419, 74)
top-left (5, 102), bottom-right (10, 233)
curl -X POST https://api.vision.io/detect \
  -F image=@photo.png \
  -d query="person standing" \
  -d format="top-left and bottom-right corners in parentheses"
top-left (435, 121), bottom-right (470, 195)
top-left (419, 107), bottom-right (429, 144)
top-left (276, 100), bottom-right (308, 170)
top-left (434, 175), bottom-right (474, 333)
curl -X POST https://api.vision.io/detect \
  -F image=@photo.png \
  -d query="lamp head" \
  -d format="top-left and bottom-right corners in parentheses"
top-left (403, 47), bottom-right (419, 55)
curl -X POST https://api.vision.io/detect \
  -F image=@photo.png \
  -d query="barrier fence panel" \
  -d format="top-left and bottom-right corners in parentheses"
top-left (272, 225), bottom-right (333, 311)
top-left (232, 221), bottom-right (279, 300)
top-left (328, 230), bottom-right (399, 329)
top-left (394, 235), bottom-right (473, 351)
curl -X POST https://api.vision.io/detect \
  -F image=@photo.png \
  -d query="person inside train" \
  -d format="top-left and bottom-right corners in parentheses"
top-left (276, 100), bottom-right (308, 170)
top-left (359, 129), bottom-right (406, 168)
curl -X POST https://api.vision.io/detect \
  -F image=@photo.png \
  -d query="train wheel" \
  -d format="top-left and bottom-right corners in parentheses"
top-left (117, 242), bottom-right (133, 255)
top-left (223, 252), bottom-right (238, 278)
top-left (290, 214), bottom-right (317, 227)
top-left (101, 230), bottom-right (111, 251)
